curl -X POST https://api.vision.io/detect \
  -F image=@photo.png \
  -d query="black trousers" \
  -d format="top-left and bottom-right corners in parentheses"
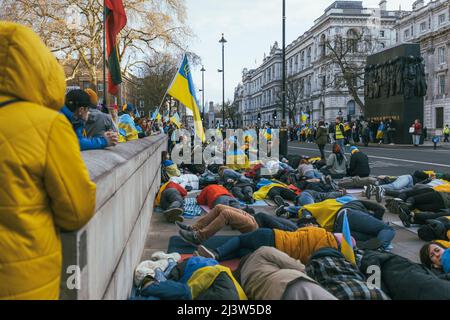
top-left (231, 186), bottom-right (253, 202)
top-left (412, 211), bottom-right (450, 225)
top-left (267, 186), bottom-right (297, 201)
top-left (317, 144), bottom-right (326, 160)
top-left (253, 212), bottom-right (297, 232)
top-left (402, 188), bottom-right (445, 212)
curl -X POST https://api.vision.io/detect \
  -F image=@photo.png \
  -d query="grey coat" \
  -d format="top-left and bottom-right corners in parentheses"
top-left (85, 108), bottom-right (117, 137)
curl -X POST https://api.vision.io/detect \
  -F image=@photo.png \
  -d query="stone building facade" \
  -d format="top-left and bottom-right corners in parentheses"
top-left (237, 1), bottom-right (405, 127)
top-left (395, 0), bottom-right (450, 132)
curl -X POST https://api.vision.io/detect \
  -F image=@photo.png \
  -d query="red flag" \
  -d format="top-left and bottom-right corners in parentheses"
top-left (105, 0), bottom-right (127, 95)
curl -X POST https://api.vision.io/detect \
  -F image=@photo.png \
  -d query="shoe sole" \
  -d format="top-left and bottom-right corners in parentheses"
top-left (398, 208), bottom-right (411, 227)
top-left (197, 245), bottom-right (216, 260)
top-left (273, 196), bottom-right (286, 208)
top-left (165, 208), bottom-right (184, 223)
top-left (178, 230), bottom-right (201, 246)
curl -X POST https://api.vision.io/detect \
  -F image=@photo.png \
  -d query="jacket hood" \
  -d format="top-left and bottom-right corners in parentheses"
top-left (0, 22), bottom-right (66, 110)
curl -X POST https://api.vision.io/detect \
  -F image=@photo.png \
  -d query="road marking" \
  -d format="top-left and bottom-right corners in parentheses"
top-left (289, 146), bottom-right (450, 168)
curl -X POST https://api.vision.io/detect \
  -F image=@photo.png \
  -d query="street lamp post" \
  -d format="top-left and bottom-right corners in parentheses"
top-left (279, 0), bottom-right (288, 157)
top-left (200, 65), bottom-right (206, 128)
top-left (219, 34), bottom-right (227, 128)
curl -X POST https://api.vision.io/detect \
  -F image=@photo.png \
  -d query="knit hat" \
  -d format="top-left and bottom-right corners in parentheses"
top-left (350, 146), bottom-right (359, 154)
top-left (418, 219), bottom-right (446, 241)
top-left (65, 89), bottom-right (91, 112)
top-left (84, 88), bottom-right (98, 107)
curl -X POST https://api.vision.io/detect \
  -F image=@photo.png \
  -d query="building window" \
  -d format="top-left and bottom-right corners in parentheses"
top-left (404, 29), bottom-right (410, 39)
top-left (380, 42), bottom-right (385, 49)
top-left (438, 47), bottom-right (446, 65)
top-left (439, 75), bottom-right (446, 95)
top-left (439, 14), bottom-right (446, 25)
top-left (380, 30), bottom-right (385, 38)
top-left (347, 100), bottom-right (356, 116)
top-left (420, 22), bottom-right (427, 32)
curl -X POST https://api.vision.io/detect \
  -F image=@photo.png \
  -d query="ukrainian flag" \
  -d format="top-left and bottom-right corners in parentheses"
top-left (341, 210), bottom-right (356, 265)
top-left (167, 54), bottom-right (205, 142)
top-left (170, 112), bottom-right (182, 128)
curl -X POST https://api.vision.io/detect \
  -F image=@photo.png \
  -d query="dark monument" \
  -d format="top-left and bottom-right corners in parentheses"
top-left (364, 44), bottom-right (427, 144)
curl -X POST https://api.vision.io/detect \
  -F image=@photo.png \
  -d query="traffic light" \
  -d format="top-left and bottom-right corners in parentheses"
top-left (257, 113), bottom-right (261, 121)
top-left (273, 110), bottom-right (277, 120)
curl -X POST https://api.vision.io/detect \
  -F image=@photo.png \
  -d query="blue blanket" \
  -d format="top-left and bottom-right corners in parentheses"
top-left (183, 198), bottom-right (203, 218)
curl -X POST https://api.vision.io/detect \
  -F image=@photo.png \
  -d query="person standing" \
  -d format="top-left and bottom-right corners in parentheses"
top-left (444, 124), bottom-right (450, 143)
top-left (0, 22), bottom-right (97, 299)
top-left (411, 119), bottom-right (423, 147)
top-left (334, 117), bottom-right (345, 154)
top-left (376, 121), bottom-right (385, 145)
top-left (386, 118), bottom-right (396, 145)
top-left (328, 122), bottom-right (335, 144)
top-left (315, 120), bottom-right (328, 160)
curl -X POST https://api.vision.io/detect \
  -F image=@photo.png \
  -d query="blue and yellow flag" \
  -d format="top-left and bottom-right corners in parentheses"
top-left (167, 54), bottom-right (205, 142)
top-left (341, 210), bottom-right (356, 265)
top-left (170, 112), bottom-right (182, 128)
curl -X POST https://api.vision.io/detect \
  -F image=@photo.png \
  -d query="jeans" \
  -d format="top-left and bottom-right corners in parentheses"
top-left (412, 135), bottom-right (421, 146)
top-left (296, 190), bottom-right (343, 206)
top-left (304, 170), bottom-right (323, 180)
top-left (381, 175), bottom-right (413, 192)
top-left (317, 144), bottom-right (326, 160)
top-left (215, 228), bottom-right (275, 261)
top-left (213, 195), bottom-right (241, 209)
top-left (160, 188), bottom-right (184, 210)
top-left (335, 138), bottom-right (345, 154)
top-left (253, 212), bottom-right (297, 232)
top-left (334, 209), bottom-right (395, 247)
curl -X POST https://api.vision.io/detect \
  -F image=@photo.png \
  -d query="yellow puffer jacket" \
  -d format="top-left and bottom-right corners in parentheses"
top-left (0, 23), bottom-right (96, 299)
top-left (274, 227), bottom-right (338, 264)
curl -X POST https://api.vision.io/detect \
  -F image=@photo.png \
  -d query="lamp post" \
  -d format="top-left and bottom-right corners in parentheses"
top-left (219, 33), bottom-right (227, 128)
top-left (279, 0), bottom-right (288, 157)
top-left (200, 65), bottom-right (206, 128)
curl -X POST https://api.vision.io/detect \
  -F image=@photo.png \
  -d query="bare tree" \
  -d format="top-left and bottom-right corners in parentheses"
top-left (323, 28), bottom-right (381, 111)
top-left (2, 0), bottom-right (192, 85)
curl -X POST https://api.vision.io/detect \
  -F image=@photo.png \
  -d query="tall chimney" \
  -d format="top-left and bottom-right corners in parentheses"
top-left (379, 0), bottom-right (387, 11)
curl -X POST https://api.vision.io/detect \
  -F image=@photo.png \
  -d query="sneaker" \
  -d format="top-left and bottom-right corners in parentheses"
top-left (243, 206), bottom-right (255, 215)
top-left (275, 205), bottom-right (286, 217)
top-left (375, 186), bottom-right (385, 203)
top-left (381, 244), bottom-right (394, 252)
top-left (273, 195), bottom-right (287, 207)
top-left (178, 229), bottom-right (201, 245)
top-left (388, 198), bottom-right (404, 215)
top-left (175, 221), bottom-right (193, 231)
top-left (364, 185), bottom-right (373, 200)
top-left (398, 206), bottom-right (412, 228)
top-left (197, 245), bottom-right (219, 260)
top-left (164, 208), bottom-right (184, 223)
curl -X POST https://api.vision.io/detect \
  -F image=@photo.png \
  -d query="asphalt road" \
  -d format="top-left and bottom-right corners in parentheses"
top-left (288, 141), bottom-right (450, 176)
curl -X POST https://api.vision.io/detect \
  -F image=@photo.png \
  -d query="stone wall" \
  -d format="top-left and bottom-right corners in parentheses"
top-left (59, 134), bottom-right (167, 300)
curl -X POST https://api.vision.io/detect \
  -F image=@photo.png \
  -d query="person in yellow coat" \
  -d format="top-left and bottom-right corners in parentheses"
top-left (0, 23), bottom-right (96, 299)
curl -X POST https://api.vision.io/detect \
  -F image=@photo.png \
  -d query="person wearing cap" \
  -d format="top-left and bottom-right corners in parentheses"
top-left (0, 22), bottom-right (96, 299)
top-left (61, 89), bottom-right (118, 150)
top-left (84, 88), bottom-right (118, 139)
top-left (347, 146), bottom-right (370, 178)
top-left (118, 103), bottom-right (140, 141)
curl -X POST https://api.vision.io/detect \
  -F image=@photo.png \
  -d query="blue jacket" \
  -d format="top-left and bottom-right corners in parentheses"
top-left (60, 106), bottom-right (108, 151)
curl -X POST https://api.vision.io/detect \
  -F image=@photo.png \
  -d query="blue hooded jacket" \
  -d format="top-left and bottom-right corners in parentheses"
top-left (60, 106), bottom-right (108, 151)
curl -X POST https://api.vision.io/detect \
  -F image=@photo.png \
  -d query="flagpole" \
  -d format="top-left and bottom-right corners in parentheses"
top-left (103, 0), bottom-right (107, 107)
top-left (157, 53), bottom-right (186, 111)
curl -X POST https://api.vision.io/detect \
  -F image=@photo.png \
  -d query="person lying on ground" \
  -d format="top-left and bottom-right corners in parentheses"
top-left (306, 248), bottom-right (389, 300)
top-left (366, 170), bottom-right (448, 203)
top-left (298, 159), bottom-right (326, 181)
top-left (236, 246), bottom-right (337, 300)
top-left (347, 147), bottom-right (370, 178)
top-left (253, 179), bottom-right (298, 206)
top-left (196, 184), bottom-right (241, 209)
top-left (222, 178), bottom-right (255, 204)
top-left (360, 249), bottom-right (450, 299)
top-left (193, 226), bottom-right (351, 265)
top-left (419, 241), bottom-right (450, 278)
top-left (417, 215), bottom-right (450, 241)
top-left (384, 185), bottom-right (450, 221)
top-left (276, 196), bottom-right (395, 251)
top-left (337, 176), bottom-right (378, 189)
top-left (320, 143), bottom-right (347, 179)
top-left (155, 181), bottom-right (187, 223)
top-left (177, 206), bottom-right (308, 245)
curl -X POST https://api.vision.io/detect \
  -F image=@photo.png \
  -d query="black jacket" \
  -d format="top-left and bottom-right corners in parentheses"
top-left (360, 250), bottom-right (450, 300)
top-left (347, 152), bottom-right (370, 177)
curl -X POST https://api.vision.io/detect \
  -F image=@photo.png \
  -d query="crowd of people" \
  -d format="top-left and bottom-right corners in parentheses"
top-left (132, 124), bottom-right (450, 300)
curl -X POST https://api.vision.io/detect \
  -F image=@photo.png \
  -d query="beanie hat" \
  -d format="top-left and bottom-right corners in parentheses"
top-left (413, 170), bottom-right (429, 182)
top-left (84, 88), bottom-right (98, 107)
top-left (350, 146), bottom-right (359, 153)
top-left (65, 89), bottom-right (91, 112)
top-left (418, 219), bottom-right (446, 241)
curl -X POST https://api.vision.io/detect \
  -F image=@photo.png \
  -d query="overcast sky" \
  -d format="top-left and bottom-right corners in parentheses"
top-left (185, 0), bottom-right (414, 108)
